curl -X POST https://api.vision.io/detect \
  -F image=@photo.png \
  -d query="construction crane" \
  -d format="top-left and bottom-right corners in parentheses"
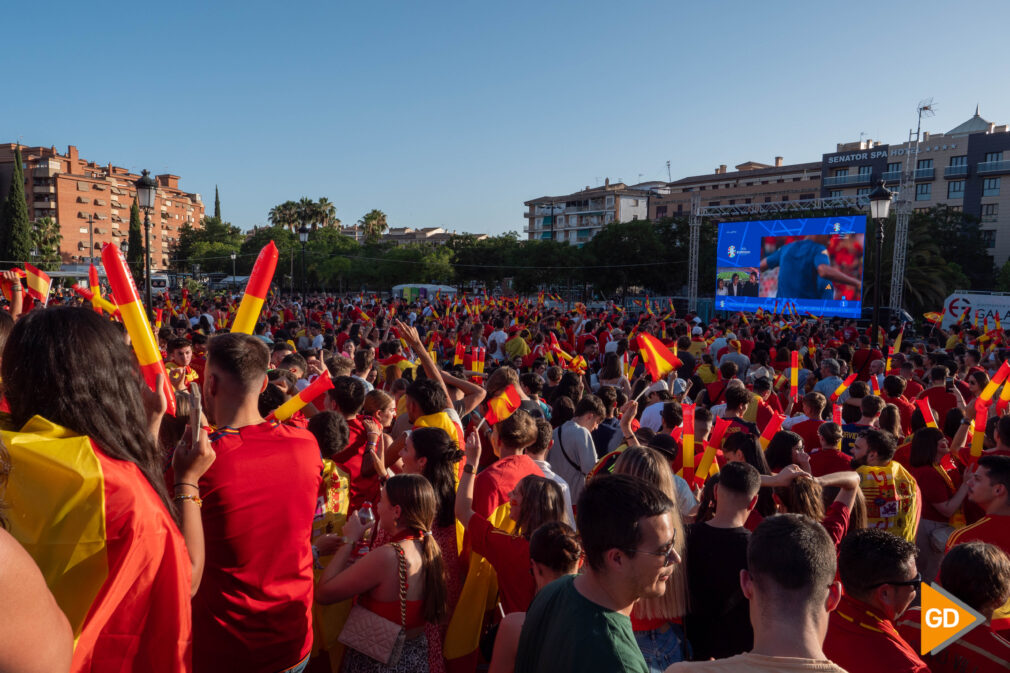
top-left (889, 99), bottom-right (934, 311)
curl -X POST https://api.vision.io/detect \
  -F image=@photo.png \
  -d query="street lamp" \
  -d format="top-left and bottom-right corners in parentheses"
top-left (867, 180), bottom-right (893, 350)
top-left (135, 169), bottom-right (157, 312)
top-left (298, 224), bottom-right (310, 309)
top-left (230, 252), bottom-right (237, 293)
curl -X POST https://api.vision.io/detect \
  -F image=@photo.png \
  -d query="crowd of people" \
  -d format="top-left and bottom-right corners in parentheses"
top-left (2, 281), bottom-right (1010, 673)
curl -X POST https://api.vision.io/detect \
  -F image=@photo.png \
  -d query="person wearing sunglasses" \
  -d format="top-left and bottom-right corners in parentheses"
top-left (823, 528), bottom-right (928, 673)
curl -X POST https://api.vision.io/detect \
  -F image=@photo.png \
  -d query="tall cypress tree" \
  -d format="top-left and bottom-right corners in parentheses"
top-left (127, 198), bottom-right (145, 282)
top-left (0, 147), bottom-right (33, 267)
top-left (214, 185), bottom-right (221, 220)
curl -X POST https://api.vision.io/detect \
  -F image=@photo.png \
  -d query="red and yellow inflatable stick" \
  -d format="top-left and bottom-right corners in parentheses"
top-left (681, 402), bottom-right (695, 484)
top-left (268, 374), bottom-right (334, 422)
top-left (231, 242), bottom-right (278, 334)
top-left (101, 244), bottom-right (176, 416)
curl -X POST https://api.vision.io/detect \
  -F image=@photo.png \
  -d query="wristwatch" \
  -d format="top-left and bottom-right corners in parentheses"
top-left (463, 463), bottom-right (477, 475)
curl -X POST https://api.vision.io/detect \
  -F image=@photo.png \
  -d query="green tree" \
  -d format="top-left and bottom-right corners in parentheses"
top-left (0, 146), bottom-right (33, 267)
top-left (30, 217), bottom-right (62, 271)
top-left (358, 209), bottom-right (388, 242)
top-left (996, 259), bottom-right (1010, 292)
top-left (268, 200), bottom-right (299, 232)
top-left (214, 185), bottom-right (221, 220)
top-left (127, 198), bottom-right (145, 280)
top-left (317, 197), bottom-right (340, 228)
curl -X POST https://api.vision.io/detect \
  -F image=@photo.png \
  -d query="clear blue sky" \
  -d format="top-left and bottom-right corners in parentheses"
top-left (5, 0), bottom-right (1008, 236)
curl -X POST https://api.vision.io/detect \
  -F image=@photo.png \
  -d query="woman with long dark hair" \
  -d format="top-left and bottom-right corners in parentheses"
top-left (317, 474), bottom-right (448, 672)
top-left (1, 306), bottom-right (214, 671)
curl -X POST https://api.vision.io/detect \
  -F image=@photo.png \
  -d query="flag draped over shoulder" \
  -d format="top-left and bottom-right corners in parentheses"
top-left (856, 461), bottom-right (920, 542)
top-left (2, 416), bottom-right (192, 672)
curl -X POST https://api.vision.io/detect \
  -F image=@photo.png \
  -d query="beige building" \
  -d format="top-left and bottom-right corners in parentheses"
top-left (0, 144), bottom-right (203, 269)
top-left (649, 158), bottom-right (821, 218)
top-left (524, 179), bottom-right (654, 246)
top-left (338, 225), bottom-right (487, 246)
top-left (821, 108), bottom-right (1010, 262)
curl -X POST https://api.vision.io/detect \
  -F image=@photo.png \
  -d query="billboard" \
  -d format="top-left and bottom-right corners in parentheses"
top-left (715, 215), bottom-right (866, 318)
top-left (941, 292), bottom-right (1010, 329)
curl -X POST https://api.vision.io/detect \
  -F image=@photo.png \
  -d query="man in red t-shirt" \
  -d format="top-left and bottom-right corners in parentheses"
top-left (946, 455), bottom-right (1010, 634)
top-left (881, 375), bottom-right (915, 436)
top-left (851, 336), bottom-right (883, 381)
top-left (194, 333), bottom-right (323, 673)
top-left (897, 542), bottom-right (1010, 673)
top-left (809, 422), bottom-right (853, 476)
top-left (823, 529), bottom-right (928, 673)
top-left (917, 366), bottom-right (958, 426)
top-left (325, 376), bottom-right (383, 510)
top-left (783, 392), bottom-right (827, 452)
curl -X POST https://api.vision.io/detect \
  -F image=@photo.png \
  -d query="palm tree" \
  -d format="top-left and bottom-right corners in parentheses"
top-left (317, 197), bottom-right (340, 229)
top-left (296, 197), bottom-right (320, 231)
top-left (268, 200), bottom-right (299, 232)
top-left (358, 209), bottom-right (388, 242)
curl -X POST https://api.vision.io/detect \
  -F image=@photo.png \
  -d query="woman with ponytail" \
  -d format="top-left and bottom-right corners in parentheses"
top-left (398, 426), bottom-right (466, 672)
top-left (317, 473), bottom-right (448, 672)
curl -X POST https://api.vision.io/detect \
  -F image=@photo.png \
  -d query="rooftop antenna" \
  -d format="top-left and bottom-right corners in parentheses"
top-left (666, 160), bottom-right (672, 182)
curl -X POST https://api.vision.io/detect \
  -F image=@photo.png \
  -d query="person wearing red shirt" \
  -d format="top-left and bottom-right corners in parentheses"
top-left (916, 366), bottom-right (958, 426)
top-left (194, 333), bottom-right (323, 673)
top-left (809, 422), bottom-right (853, 477)
top-left (881, 375), bottom-right (915, 436)
top-left (946, 454), bottom-right (1010, 634)
top-left (851, 340), bottom-right (884, 382)
top-left (897, 541), bottom-right (1010, 673)
top-left (325, 376), bottom-right (384, 510)
top-left (784, 392), bottom-right (827, 452)
top-left (823, 528), bottom-right (928, 673)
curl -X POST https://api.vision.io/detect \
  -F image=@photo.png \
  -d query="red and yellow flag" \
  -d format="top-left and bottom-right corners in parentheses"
top-left (231, 242), bottom-right (278, 334)
top-left (101, 244), bottom-right (175, 415)
top-left (829, 373), bottom-right (858, 402)
top-left (681, 403), bottom-right (695, 484)
top-left (24, 263), bottom-right (51, 306)
top-left (0, 267), bottom-right (25, 302)
top-left (484, 385), bottom-right (521, 426)
top-left (759, 414), bottom-right (784, 450)
top-left (2, 417), bottom-right (191, 671)
top-left (635, 333), bottom-right (682, 383)
top-left (916, 399), bottom-right (938, 428)
top-left (789, 351), bottom-right (799, 402)
top-left (268, 374), bottom-right (335, 422)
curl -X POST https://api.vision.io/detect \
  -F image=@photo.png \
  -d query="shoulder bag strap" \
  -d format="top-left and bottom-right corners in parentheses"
top-left (556, 426), bottom-right (585, 476)
top-left (391, 542), bottom-right (407, 628)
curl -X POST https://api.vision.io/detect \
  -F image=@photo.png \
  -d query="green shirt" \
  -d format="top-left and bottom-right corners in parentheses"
top-left (515, 574), bottom-right (648, 673)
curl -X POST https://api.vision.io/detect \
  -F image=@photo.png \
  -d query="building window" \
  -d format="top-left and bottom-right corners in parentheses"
top-left (745, 198), bottom-right (752, 204)
top-left (982, 230), bottom-right (997, 248)
top-left (985, 151), bottom-right (1003, 163)
top-left (728, 199), bottom-right (735, 205)
top-left (829, 190), bottom-right (843, 197)
top-left (800, 193), bottom-right (814, 200)
top-left (856, 187), bottom-right (871, 196)
top-left (709, 201), bottom-right (720, 206)
top-left (887, 162), bottom-right (902, 173)
top-left (781, 195), bottom-right (789, 201)
top-left (834, 168), bottom-right (849, 177)
top-left (949, 155), bottom-right (967, 167)
top-left (858, 166), bottom-right (872, 176)
top-left (605, 196), bottom-right (614, 207)
top-left (917, 158), bottom-right (934, 169)
top-left (915, 183), bottom-right (931, 201)
top-left (764, 196), bottom-right (772, 203)
top-left (948, 180), bottom-right (965, 198)
top-left (984, 177), bottom-right (1001, 196)
top-left (983, 203), bottom-right (999, 217)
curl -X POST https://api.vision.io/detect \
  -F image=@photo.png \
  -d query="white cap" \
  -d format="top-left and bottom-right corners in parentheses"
top-left (692, 326), bottom-right (703, 336)
top-left (646, 380), bottom-right (669, 395)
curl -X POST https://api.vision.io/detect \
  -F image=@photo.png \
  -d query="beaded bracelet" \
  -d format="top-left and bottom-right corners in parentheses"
top-left (174, 494), bottom-right (203, 508)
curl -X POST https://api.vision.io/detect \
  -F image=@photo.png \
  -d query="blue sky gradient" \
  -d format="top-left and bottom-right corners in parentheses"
top-left (4, 0), bottom-right (1008, 235)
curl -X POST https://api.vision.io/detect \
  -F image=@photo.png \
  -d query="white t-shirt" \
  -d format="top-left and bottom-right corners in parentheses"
top-left (487, 330), bottom-right (508, 361)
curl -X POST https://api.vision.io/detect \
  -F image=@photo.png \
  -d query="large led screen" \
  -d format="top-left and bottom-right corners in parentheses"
top-left (715, 215), bottom-right (866, 318)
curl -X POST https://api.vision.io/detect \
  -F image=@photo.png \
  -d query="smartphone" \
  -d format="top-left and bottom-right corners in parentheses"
top-left (945, 377), bottom-right (954, 391)
top-left (189, 381), bottom-right (202, 447)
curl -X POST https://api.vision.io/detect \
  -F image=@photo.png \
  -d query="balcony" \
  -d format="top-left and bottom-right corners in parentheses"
top-left (982, 214), bottom-right (999, 223)
top-left (33, 200), bottom-right (55, 209)
top-left (978, 160), bottom-right (1010, 175)
top-left (944, 165), bottom-right (969, 178)
top-left (822, 173), bottom-right (872, 187)
top-left (914, 168), bottom-right (935, 180)
top-left (881, 171), bottom-right (902, 182)
top-left (33, 184), bottom-right (55, 194)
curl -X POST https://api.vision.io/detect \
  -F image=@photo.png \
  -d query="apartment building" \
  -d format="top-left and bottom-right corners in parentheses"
top-left (820, 108), bottom-right (1010, 262)
top-left (524, 178), bottom-right (654, 246)
top-left (649, 158), bottom-right (822, 218)
top-left (0, 144), bottom-right (204, 269)
top-left (338, 225), bottom-right (488, 246)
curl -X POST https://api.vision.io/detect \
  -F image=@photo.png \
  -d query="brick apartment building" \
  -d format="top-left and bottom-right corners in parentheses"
top-left (0, 144), bottom-right (203, 269)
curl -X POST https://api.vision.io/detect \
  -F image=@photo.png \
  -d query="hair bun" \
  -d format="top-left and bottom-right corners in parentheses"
top-left (447, 448), bottom-right (465, 463)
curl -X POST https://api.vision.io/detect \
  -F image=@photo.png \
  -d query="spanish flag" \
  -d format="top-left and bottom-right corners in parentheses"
top-left (484, 385), bottom-right (521, 426)
top-left (2, 417), bottom-right (192, 671)
top-left (635, 333), bottom-right (682, 382)
top-left (0, 267), bottom-right (25, 301)
top-left (24, 263), bottom-right (52, 306)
